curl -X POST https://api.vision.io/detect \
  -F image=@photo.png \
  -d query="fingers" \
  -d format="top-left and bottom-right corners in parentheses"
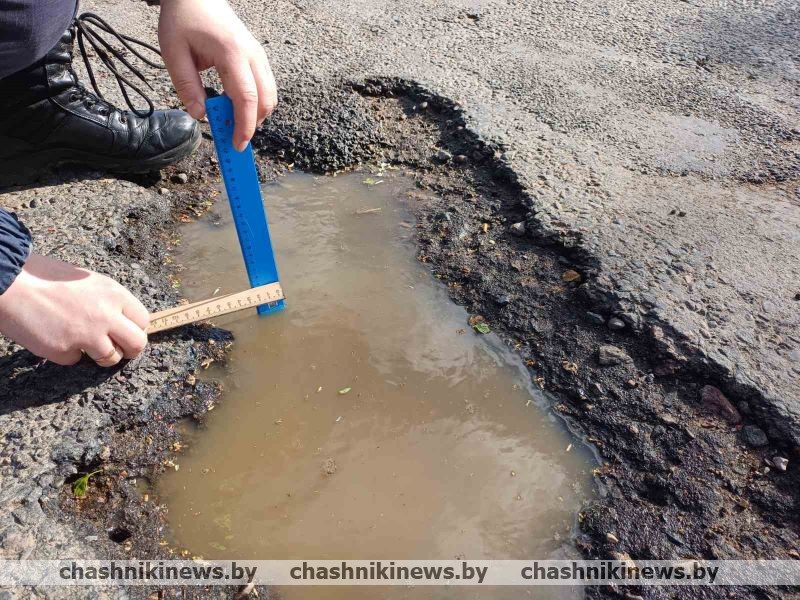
top-left (163, 43), bottom-right (207, 120)
top-left (218, 56), bottom-right (259, 151)
top-left (83, 308), bottom-right (148, 367)
top-left (48, 348), bottom-right (84, 366)
top-left (85, 337), bottom-right (124, 368)
top-left (251, 57), bottom-right (278, 125)
top-left (122, 295), bottom-right (151, 331)
top-left (109, 316), bottom-right (148, 360)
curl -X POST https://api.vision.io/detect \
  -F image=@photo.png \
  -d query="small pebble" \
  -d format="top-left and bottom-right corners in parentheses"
top-left (436, 149), bottom-right (453, 162)
top-left (510, 222), bottom-right (526, 236)
top-left (586, 311), bottom-right (605, 326)
top-left (608, 317), bottom-right (625, 330)
top-left (773, 456), bottom-right (789, 472)
top-left (741, 425), bottom-right (769, 448)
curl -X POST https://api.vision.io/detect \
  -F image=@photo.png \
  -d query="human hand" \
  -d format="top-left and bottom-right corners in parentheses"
top-left (158, 0), bottom-right (278, 151)
top-left (0, 254), bottom-right (150, 367)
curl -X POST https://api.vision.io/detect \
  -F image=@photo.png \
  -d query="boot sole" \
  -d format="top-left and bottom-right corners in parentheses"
top-left (0, 125), bottom-right (202, 187)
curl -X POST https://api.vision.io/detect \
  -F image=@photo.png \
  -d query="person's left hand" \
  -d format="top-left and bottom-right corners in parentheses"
top-left (158, 0), bottom-right (277, 151)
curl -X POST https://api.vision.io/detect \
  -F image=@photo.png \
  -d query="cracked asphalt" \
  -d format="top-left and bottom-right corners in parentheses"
top-left (0, 0), bottom-right (797, 596)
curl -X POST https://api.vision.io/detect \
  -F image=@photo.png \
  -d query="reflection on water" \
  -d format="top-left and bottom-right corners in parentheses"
top-left (158, 172), bottom-right (593, 599)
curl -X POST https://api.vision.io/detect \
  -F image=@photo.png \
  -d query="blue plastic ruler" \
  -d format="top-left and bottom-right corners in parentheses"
top-left (206, 94), bottom-right (285, 316)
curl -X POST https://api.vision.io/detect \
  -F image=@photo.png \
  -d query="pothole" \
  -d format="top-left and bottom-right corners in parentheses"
top-left (156, 171), bottom-right (594, 597)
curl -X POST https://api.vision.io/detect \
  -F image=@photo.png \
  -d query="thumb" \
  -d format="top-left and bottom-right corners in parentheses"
top-left (163, 45), bottom-right (207, 120)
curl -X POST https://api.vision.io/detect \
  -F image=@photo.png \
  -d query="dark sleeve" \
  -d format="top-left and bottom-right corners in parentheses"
top-left (0, 209), bottom-right (32, 295)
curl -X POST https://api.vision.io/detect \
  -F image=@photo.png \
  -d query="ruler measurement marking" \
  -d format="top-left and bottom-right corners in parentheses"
top-left (207, 96), bottom-right (284, 316)
top-left (148, 283), bottom-right (284, 333)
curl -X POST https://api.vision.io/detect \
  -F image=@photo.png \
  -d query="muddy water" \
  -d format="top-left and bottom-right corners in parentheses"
top-left (159, 172), bottom-right (593, 599)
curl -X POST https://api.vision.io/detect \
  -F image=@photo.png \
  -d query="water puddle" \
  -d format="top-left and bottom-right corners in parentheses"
top-left (158, 172), bottom-right (594, 599)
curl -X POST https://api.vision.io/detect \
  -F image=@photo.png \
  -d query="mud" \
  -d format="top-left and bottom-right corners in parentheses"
top-left (157, 172), bottom-right (593, 600)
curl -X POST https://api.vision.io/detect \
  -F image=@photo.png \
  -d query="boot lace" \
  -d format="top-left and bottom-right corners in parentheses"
top-left (73, 12), bottom-right (164, 118)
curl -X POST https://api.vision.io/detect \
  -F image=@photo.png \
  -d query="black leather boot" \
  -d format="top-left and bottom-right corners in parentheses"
top-left (0, 13), bottom-right (200, 178)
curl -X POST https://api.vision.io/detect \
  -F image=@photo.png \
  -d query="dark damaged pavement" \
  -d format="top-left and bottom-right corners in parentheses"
top-left (0, 0), bottom-right (798, 598)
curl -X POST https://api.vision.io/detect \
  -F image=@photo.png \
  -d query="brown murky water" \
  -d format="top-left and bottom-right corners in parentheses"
top-left (158, 172), bottom-right (594, 599)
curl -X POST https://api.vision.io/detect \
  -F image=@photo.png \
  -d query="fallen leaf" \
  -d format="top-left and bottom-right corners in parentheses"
top-left (473, 322), bottom-right (491, 334)
top-left (562, 270), bottom-right (581, 283)
top-left (72, 470), bottom-right (102, 498)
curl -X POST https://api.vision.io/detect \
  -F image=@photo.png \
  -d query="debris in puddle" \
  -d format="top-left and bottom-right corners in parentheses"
top-left (566, 444), bottom-right (573, 452)
top-left (468, 314), bottom-right (491, 334)
top-left (338, 387), bottom-right (352, 395)
top-left (362, 177), bottom-right (382, 185)
top-left (355, 207), bottom-right (382, 215)
top-left (473, 322), bottom-right (491, 334)
top-left (323, 458), bottom-right (337, 475)
top-left (335, 416), bottom-right (343, 423)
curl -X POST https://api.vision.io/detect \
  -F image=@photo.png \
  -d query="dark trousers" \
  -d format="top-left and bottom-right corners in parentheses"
top-left (0, 0), bottom-right (77, 78)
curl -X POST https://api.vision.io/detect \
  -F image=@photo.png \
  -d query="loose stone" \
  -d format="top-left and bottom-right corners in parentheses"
top-left (608, 317), bottom-right (625, 330)
top-left (510, 222), bottom-right (526, 236)
top-left (741, 425), bottom-right (768, 448)
top-left (586, 312), bottom-right (605, 326)
top-left (598, 345), bottom-right (630, 366)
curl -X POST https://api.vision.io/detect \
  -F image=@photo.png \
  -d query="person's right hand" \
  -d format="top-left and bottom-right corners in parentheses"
top-left (158, 0), bottom-right (278, 151)
top-left (0, 254), bottom-right (150, 367)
